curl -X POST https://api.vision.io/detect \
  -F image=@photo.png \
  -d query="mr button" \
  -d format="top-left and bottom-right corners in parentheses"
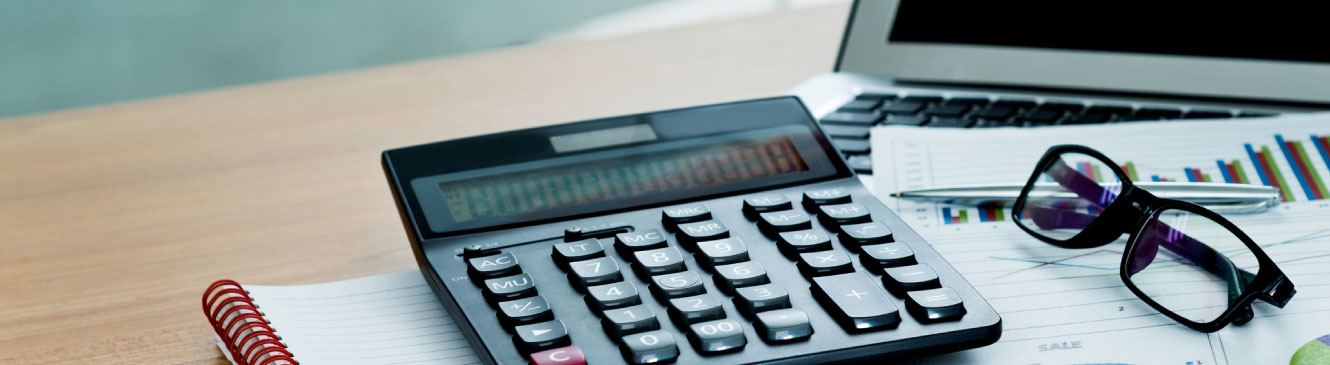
top-left (468, 252), bottom-right (520, 283)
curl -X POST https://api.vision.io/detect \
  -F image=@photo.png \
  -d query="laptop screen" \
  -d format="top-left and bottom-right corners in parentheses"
top-left (889, 2), bottom-right (1329, 65)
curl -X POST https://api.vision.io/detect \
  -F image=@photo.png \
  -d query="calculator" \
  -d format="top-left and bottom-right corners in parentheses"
top-left (382, 97), bottom-right (1000, 364)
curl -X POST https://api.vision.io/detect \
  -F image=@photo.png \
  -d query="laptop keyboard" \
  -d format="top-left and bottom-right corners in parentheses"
top-left (820, 92), bottom-right (1280, 173)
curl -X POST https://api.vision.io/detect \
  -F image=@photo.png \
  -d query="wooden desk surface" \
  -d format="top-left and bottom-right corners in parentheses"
top-left (0, 4), bottom-right (847, 363)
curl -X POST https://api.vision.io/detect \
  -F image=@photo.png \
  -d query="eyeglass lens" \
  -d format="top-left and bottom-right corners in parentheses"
top-left (1127, 208), bottom-right (1259, 323)
top-left (1017, 152), bottom-right (1124, 240)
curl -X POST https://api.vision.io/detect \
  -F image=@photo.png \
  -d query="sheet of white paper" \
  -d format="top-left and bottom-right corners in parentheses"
top-left (871, 114), bottom-right (1330, 364)
top-left (236, 271), bottom-right (482, 365)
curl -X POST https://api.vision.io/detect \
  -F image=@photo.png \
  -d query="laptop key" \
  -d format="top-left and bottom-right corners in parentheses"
top-left (923, 104), bottom-right (971, 118)
top-left (1039, 102), bottom-right (1086, 113)
top-left (1129, 107), bottom-right (1184, 120)
top-left (846, 155), bottom-right (873, 173)
top-left (855, 93), bottom-right (898, 101)
top-left (879, 101), bottom-right (926, 115)
top-left (944, 97), bottom-right (991, 106)
top-left (882, 114), bottom-right (929, 126)
top-left (1238, 111), bottom-right (1279, 118)
top-left (992, 99), bottom-right (1037, 110)
top-left (928, 117), bottom-right (974, 128)
top-left (821, 125), bottom-right (871, 139)
top-left (1062, 112), bottom-right (1111, 124)
top-left (970, 106), bottom-right (1016, 120)
top-left (1020, 109), bottom-right (1063, 125)
top-left (1086, 105), bottom-right (1133, 117)
top-left (820, 112), bottom-right (881, 126)
top-left (1182, 109), bottom-right (1234, 119)
top-left (838, 99), bottom-right (880, 112)
top-left (901, 95), bottom-right (944, 104)
top-left (831, 139), bottom-right (870, 154)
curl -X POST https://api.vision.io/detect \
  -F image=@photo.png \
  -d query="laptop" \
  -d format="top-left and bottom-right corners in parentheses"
top-left (791, 1), bottom-right (1330, 176)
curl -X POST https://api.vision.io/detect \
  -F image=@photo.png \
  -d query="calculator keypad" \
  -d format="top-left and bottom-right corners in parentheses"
top-left (457, 185), bottom-right (985, 364)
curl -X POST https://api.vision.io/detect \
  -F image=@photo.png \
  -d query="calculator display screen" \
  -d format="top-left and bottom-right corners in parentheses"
top-left (409, 126), bottom-right (831, 234)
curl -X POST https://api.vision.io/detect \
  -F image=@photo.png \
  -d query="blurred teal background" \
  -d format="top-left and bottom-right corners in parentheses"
top-left (0, 0), bottom-right (654, 118)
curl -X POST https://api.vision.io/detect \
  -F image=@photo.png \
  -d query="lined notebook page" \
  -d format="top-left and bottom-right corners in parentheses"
top-left (235, 271), bottom-right (481, 365)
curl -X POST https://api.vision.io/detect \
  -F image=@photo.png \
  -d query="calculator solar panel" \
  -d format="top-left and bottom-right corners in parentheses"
top-left (382, 97), bottom-right (1000, 364)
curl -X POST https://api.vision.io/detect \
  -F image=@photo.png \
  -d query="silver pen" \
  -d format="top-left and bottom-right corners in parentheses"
top-left (889, 182), bottom-right (1281, 214)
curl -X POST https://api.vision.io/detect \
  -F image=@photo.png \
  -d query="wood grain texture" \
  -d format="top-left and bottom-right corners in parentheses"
top-left (0, 4), bottom-right (847, 364)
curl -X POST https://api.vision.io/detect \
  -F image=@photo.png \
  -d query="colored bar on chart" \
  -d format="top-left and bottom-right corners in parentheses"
top-left (1151, 175), bottom-right (1161, 182)
top-left (1217, 160), bottom-right (1234, 183)
top-left (1315, 135), bottom-right (1330, 172)
top-left (1122, 162), bottom-right (1139, 181)
top-left (1276, 134), bottom-right (1324, 200)
top-left (1092, 165), bottom-right (1105, 182)
top-left (977, 203), bottom-right (1005, 223)
top-left (1231, 160), bottom-right (1250, 184)
top-left (942, 207), bottom-right (953, 225)
top-left (1077, 162), bottom-right (1095, 181)
top-left (957, 209), bottom-right (969, 224)
top-left (1293, 140), bottom-right (1328, 199)
top-left (1184, 168), bottom-right (1209, 182)
top-left (1248, 143), bottom-right (1295, 202)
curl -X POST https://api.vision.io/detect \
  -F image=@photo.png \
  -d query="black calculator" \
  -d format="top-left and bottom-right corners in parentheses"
top-left (382, 97), bottom-right (1000, 364)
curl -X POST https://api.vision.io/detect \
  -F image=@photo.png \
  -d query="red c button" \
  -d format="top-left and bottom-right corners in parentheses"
top-left (529, 345), bottom-right (585, 365)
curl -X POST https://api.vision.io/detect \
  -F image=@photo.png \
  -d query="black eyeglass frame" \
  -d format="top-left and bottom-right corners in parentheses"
top-left (1010, 144), bottom-right (1296, 333)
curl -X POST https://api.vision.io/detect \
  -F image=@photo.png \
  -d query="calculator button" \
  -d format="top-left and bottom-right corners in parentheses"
top-left (687, 319), bottom-right (747, 354)
top-left (568, 257), bottom-right (624, 291)
top-left (818, 203), bottom-right (871, 226)
top-left (798, 250), bottom-right (854, 278)
top-left (615, 229), bottom-right (668, 252)
top-left (743, 194), bottom-right (793, 217)
top-left (499, 296), bottom-right (555, 328)
top-left (668, 293), bottom-right (726, 326)
top-left (802, 188), bottom-right (851, 209)
top-left (676, 220), bottom-right (730, 244)
top-left (777, 229), bottom-right (833, 254)
top-left (758, 210), bottom-right (813, 233)
top-left (650, 272), bottom-right (707, 301)
top-left (603, 305), bottom-right (661, 338)
top-left (529, 345), bottom-right (586, 365)
top-left (514, 320), bottom-right (571, 353)
top-left (812, 272), bottom-right (901, 332)
top-left (621, 330), bottom-right (679, 365)
top-left (840, 221), bottom-right (893, 249)
top-left (733, 284), bottom-right (792, 316)
top-left (756, 308), bottom-right (814, 343)
top-left (553, 238), bottom-right (605, 269)
top-left (468, 252), bottom-right (520, 281)
top-left (695, 237), bottom-right (750, 268)
top-left (631, 246), bottom-right (687, 277)
top-left (884, 264), bottom-right (941, 294)
top-left (906, 288), bottom-right (967, 322)
top-left (662, 204), bottom-right (711, 228)
top-left (713, 261), bottom-right (771, 294)
top-left (483, 273), bottom-right (537, 303)
top-left (586, 281), bottom-right (642, 311)
top-left (860, 243), bottom-right (916, 273)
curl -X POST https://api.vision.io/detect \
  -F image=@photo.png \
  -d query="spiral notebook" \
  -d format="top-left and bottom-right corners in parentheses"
top-left (202, 271), bottom-right (481, 365)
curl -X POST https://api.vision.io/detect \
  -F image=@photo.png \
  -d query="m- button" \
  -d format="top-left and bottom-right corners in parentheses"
top-left (529, 345), bottom-right (586, 365)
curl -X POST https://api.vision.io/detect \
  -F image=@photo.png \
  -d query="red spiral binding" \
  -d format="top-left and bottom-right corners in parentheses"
top-left (203, 279), bottom-right (298, 365)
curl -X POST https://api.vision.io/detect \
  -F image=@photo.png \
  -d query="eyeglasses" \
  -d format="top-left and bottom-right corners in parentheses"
top-left (1011, 145), bottom-right (1297, 332)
